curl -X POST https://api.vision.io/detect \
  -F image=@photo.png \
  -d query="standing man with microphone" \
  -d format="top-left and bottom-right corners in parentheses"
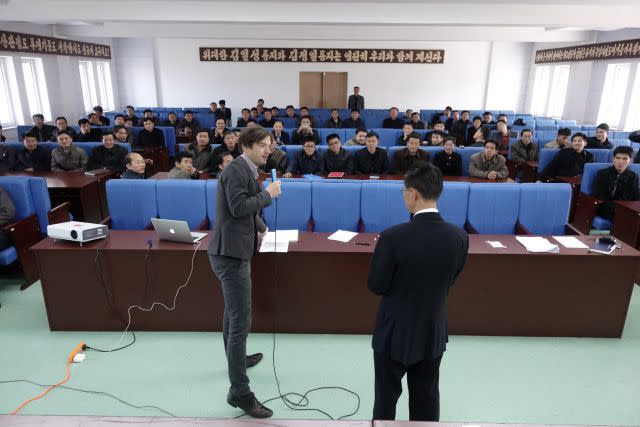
top-left (209, 127), bottom-right (282, 418)
top-left (368, 162), bottom-right (469, 421)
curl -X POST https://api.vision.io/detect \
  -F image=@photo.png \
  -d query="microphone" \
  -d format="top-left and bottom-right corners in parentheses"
top-left (271, 168), bottom-right (278, 183)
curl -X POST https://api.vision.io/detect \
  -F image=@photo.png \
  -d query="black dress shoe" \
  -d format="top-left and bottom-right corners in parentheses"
top-left (227, 392), bottom-right (273, 418)
top-left (246, 353), bottom-right (263, 368)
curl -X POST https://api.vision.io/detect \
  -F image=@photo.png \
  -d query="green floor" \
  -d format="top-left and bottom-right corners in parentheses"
top-left (0, 277), bottom-right (639, 425)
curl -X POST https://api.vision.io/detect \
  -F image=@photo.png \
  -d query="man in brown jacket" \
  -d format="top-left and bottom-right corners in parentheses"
top-left (469, 140), bottom-right (509, 180)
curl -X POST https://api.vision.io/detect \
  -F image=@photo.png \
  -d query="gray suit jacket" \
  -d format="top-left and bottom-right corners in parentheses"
top-left (208, 156), bottom-right (272, 260)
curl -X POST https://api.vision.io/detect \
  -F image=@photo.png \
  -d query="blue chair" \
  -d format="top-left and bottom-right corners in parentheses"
top-left (317, 128), bottom-right (346, 145)
top-left (437, 182), bottom-right (470, 228)
top-left (517, 183), bottom-right (572, 235)
top-left (345, 128), bottom-right (399, 148)
top-left (205, 180), bottom-right (218, 230)
top-left (106, 179), bottom-right (158, 230)
top-left (262, 181), bottom-right (312, 231)
top-left (459, 147), bottom-right (483, 176)
top-left (467, 183), bottom-right (520, 234)
top-left (581, 125), bottom-right (597, 132)
top-left (586, 149), bottom-right (610, 164)
top-left (537, 149), bottom-right (559, 174)
top-left (360, 182), bottom-right (409, 232)
top-left (281, 145), bottom-right (303, 166)
top-left (311, 182), bottom-right (361, 232)
top-left (156, 180), bottom-right (208, 230)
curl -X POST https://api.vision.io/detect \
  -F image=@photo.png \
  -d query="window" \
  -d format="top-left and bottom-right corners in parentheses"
top-left (530, 64), bottom-right (570, 118)
top-left (79, 61), bottom-right (98, 114)
top-left (0, 56), bottom-right (23, 127)
top-left (597, 63), bottom-right (631, 129)
top-left (95, 61), bottom-right (114, 111)
top-left (624, 66), bottom-right (640, 131)
top-left (21, 57), bottom-right (51, 121)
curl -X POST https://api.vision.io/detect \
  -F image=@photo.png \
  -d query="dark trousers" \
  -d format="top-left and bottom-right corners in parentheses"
top-left (209, 254), bottom-right (252, 397)
top-left (373, 351), bottom-right (442, 421)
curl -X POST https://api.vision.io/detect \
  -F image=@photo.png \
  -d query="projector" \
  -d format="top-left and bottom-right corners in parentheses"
top-left (47, 221), bottom-right (109, 244)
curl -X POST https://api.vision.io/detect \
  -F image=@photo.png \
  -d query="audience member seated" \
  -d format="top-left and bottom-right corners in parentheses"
top-left (0, 186), bottom-right (16, 251)
top-left (179, 110), bottom-right (200, 135)
top-left (397, 123), bottom-right (414, 146)
top-left (408, 112), bottom-right (425, 130)
top-left (246, 119), bottom-right (258, 128)
top-left (586, 123), bottom-right (613, 149)
top-left (211, 118), bottom-right (229, 145)
top-left (353, 131), bottom-right (390, 175)
top-left (142, 109), bottom-right (160, 126)
top-left (122, 153), bottom-right (146, 179)
top-left (405, 109), bottom-right (413, 118)
top-left (237, 108), bottom-right (251, 127)
top-left (0, 124), bottom-right (5, 142)
top-left (112, 114), bottom-right (126, 127)
top-left (432, 137), bottom-right (462, 176)
top-left (211, 152), bottom-right (234, 178)
top-left (470, 125), bottom-right (491, 147)
top-left (261, 134), bottom-right (287, 174)
top-left (452, 110), bottom-right (470, 146)
top-left (169, 151), bottom-right (199, 179)
top-left (259, 109), bottom-right (277, 128)
top-left (545, 128), bottom-right (572, 149)
top-left (392, 132), bottom-right (429, 174)
top-left (469, 140), bottom-right (508, 180)
top-left (92, 105), bottom-right (110, 126)
top-left (444, 110), bottom-right (459, 132)
top-left (285, 105), bottom-right (298, 119)
top-left (431, 120), bottom-right (446, 132)
top-left (297, 107), bottom-right (316, 128)
top-left (136, 118), bottom-right (165, 148)
top-left (162, 112), bottom-right (181, 131)
top-left (323, 108), bottom-right (343, 129)
top-left (186, 129), bottom-right (214, 172)
top-left (346, 128), bottom-right (368, 147)
top-left (209, 101), bottom-right (224, 121)
top-left (219, 100), bottom-right (232, 125)
top-left (125, 105), bottom-right (139, 126)
top-left (324, 133), bottom-right (353, 174)
top-left (88, 112), bottom-right (104, 127)
top-left (256, 99), bottom-right (265, 115)
top-left (77, 118), bottom-right (103, 142)
top-left (383, 107), bottom-right (404, 129)
top-left (113, 125), bottom-right (132, 145)
top-left (430, 106), bottom-right (452, 127)
top-left (348, 86), bottom-right (365, 111)
top-left (270, 106), bottom-right (279, 118)
top-left (15, 131), bottom-right (51, 172)
top-left (482, 111), bottom-right (496, 127)
top-left (250, 107), bottom-right (260, 122)
top-left (510, 129), bottom-right (539, 171)
top-left (629, 130), bottom-right (640, 144)
top-left (51, 116), bottom-right (77, 142)
top-left (466, 116), bottom-right (482, 146)
top-left (342, 109), bottom-right (366, 129)
top-left (271, 120), bottom-right (290, 145)
top-left (592, 146), bottom-right (640, 222)
top-left (292, 117), bottom-right (320, 145)
top-left (0, 140), bottom-right (15, 172)
top-left (489, 120), bottom-right (515, 151)
top-left (29, 113), bottom-right (56, 142)
top-left (51, 130), bottom-right (88, 172)
top-left (424, 130), bottom-right (445, 146)
top-left (539, 132), bottom-right (593, 182)
top-left (284, 136), bottom-right (323, 177)
top-left (87, 131), bottom-right (128, 175)
top-left (210, 130), bottom-right (242, 172)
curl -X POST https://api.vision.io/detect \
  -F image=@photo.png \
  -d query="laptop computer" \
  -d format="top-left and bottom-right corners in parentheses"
top-left (150, 218), bottom-right (207, 243)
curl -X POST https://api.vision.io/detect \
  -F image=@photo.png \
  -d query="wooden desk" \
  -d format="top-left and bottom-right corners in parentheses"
top-left (521, 160), bottom-right (538, 182)
top-left (2, 170), bottom-right (111, 223)
top-left (611, 200), bottom-right (640, 249)
top-left (134, 147), bottom-right (171, 174)
top-left (557, 176), bottom-right (582, 222)
top-left (32, 232), bottom-right (639, 337)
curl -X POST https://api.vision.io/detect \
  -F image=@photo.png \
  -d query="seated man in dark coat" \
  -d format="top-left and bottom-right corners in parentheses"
top-left (592, 146), bottom-right (640, 221)
top-left (284, 135), bottom-right (323, 177)
top-left (15, 131), bottom-right (51, 171)
top-left (87, 131), bottom-right (128, 175)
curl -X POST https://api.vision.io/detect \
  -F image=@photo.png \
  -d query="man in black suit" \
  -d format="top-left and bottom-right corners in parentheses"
top-left (208, 127), bottom-right (282, 419)
top-left (368, 162), bottom-right (469, 421)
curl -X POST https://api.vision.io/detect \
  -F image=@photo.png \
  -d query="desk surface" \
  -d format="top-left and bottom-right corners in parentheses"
top-left (2, 170), bottom-right (109, 189)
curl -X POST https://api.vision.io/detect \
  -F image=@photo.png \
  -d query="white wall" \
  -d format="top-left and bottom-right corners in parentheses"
top-left (147, 38), bottom-right (497, 115)
top-left (113, 38), bottom-right (157, 108)
top-left (485, 41), bottom-right (533, 112)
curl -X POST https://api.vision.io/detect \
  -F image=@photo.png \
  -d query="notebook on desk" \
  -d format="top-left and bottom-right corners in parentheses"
top-left (588, 239), bottom-right (617, 255)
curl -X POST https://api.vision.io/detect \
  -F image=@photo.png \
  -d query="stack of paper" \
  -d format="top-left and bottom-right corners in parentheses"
top-left (552, 236), bottom-right (588, 249)
top-left (515, 236), bottom-right (560, 254)
top-left (328, 230), bottom-right (358, 243)
top-left (259, 229), bottom-right (299, 253)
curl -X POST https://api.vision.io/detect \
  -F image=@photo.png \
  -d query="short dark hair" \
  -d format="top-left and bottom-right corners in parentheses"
top-left (434, 120), bottom-right (444, 126)
top-left (93, 105), bottom-right (103, 113)
top-left (613, 146), bottom-right (633, 158)
top-left (331, 108), bottom-right (339, 113)
top-left (271, 106), bottom-right (279, 111)
top-left (143, 109), bottom-right (152, 114)
top-left (351, 109), bottom-right (360, 113)
top-left (126, 105), bottom-right (134, 110)
top-left (114, 125), bottom-right (127, 132)
top-left (521, 128), bottom-right (533, 136)
top-left (461, 110), bottom-right (470, 115)
top-left (143, 117), bottom-right (154, 123)
top-left (23, 130), bottom-right (38, 140)
top-left (558, 127), bottom-right (572, 137)
top-left (301, 135), bottom-right (317, 145)
top-left (404, 122), bottom-right (414, 128)
top-left (366, 131), bottom-right (379, 140)
top-left (483, 111), bottom-right (492, 116)
top-left (354, 86), bottom-right (360, 89)
top-left (411, 112), bottom-right (420, 118)
top-left (246, 118), bottom-right (257, 124)
top-left (175, 151), bottom-right (194, 164)
top-left (102, 130), bottom-right (115, 139)
top-left (55, 116), bottom-right (67, 123)
top-left (356, 127), bottom-right (367, 135)
top-left (216, 152), bottom-right (233, 166)
top-left (264, 109), bottom-right (272, 115)
top-left (239, 127), bottom-right (270, 149)
top-left (301, 106), bottom-right (309, 111)
top-left (223, 129), bottom-right (234, 138)
top-left (597, 123), bottom-right (610, 132)
top-left (496, 119), bottom-right (506, 125)
top-left (498, 113), bottom-right (507, 118)
top-left (125, 153), bottom-right (136, 165)
top-left (184, 110), bottom-right (194, 115)
top-left (250, 107), bottom-right (258, 112)
top-left (78, 118), bottom-right (89, 126)
top-left (219, 100), bottom-right (226, 105)
top-left (389, 107), bottom-right (398, 112)
top-left (408, 132), bottom-right (421, 141)
top-left (326, 133), bottom-right (340, 143)
top-left (215, 117), bottom-right (226, 123)
top-left (242, 108), bottom-right (250, 113)
top-left (114, 114), bottom-right (124, 120)
top-left (196, 128), bottom-right (210, 136)
top-left (572, 132), bottom-right (588, 142)
top-left (273, 119), bottom-right (283, 127)
top-left (286, 105), bottom-right (294, 110)
top-left (32, 113), bottom-right (44, 119)
top-left (210, 101), bottom-right (217, 106)
top-left (480, 126), bottom-right (491, 140)
top-left (404, 162), bottom-right (443, 201)
top-left (168, 111), bottom-right (177, 116)
top-left (472, 116), bottom-right (482, 122)
top-left (431, 130), bottom-right (446, 139)
top-left (445, 106), bottom-right (452, 112)
top-left (56, 129), bottom-right (72, 138)
top-left (484, 139), bottom-right (498, 149)
top-left (258, 98), bottom-right (264, 103)
top-left (444, 136), bottom-right (457, 145)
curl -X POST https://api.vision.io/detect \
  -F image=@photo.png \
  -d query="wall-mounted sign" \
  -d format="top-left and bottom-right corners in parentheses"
top-left (0, 30), bottom-right (111, 59)
top-left (535, 39), bottom-right (640, 64)
top-left (199, 47), bottom-right (444, 64)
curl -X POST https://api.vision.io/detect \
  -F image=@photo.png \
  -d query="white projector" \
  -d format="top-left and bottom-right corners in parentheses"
top-left (47, 221), bottom-right (109, 244)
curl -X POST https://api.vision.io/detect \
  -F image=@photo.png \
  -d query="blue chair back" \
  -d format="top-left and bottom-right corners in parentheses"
top-left (156, 180), bottom-right (207, 230)
top-left (262, 181), bottom-right (311, 231)
top-left (459, 147), bottom-right (483, 176)
top-left (311, 182), bottom-right (361, 232)
top-left (586, 149), bottom-right (610, 164)
top-left (106, 179), bottom-right (158, 230)
top-left (0, 177), bottom-right (36, 220)
top-left (27, 177), bottom-right (52, 233)
top-left (437, 182), bottom-right (470, 228)
top-left (467, 183), bottom-right (520, 234)
top-left (205, 180), bottom-right (218, 229)
top-left (518, 183), bottom-right (571, 235)
top-left (360, 182), bottom-right (409, 232)
top-left (317, 128), bottom-right (346, 145)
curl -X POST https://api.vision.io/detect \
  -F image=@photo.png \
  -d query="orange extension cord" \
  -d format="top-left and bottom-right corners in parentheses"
top-left (10, 342), bottom-right (84, 415)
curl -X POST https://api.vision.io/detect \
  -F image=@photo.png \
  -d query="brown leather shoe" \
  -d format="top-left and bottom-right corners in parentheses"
top-left (227, 392), bottom-right (273, 418)
top-left (246, 353), bottom-right (263, 368)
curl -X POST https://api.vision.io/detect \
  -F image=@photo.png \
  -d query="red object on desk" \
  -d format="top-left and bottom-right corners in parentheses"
top-left (327, 172), bottom-right (345, 178)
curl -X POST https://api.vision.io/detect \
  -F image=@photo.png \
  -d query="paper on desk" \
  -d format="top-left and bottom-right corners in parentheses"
top-left (263, 230), bottom-right (299, 243)
top-left (259, 239), bottom-right (289, 253)
top-left (328, 230), bottom-right (358, 243)
top-left (515, 236), bottom-right (560, 253)
top-left (487, 241), bottom-right (507, 248)
top-left (552, 236), bottom-right (589, 249)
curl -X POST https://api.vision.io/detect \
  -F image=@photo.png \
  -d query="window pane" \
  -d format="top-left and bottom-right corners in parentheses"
top-left (96, 62), bottom-right (114, 111)
top-left (598, 63), bottom-right (631, 129)
top-left (78, 61), bottom-right (97, 114)
top-left (22, 60), bottom-right (41, 118)
top-left (547, 65), bottom-right (570, 118)
top-left (624, 67), bottom-right (640, 131)
top-left (530, 66), bottom-right (552, 116)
